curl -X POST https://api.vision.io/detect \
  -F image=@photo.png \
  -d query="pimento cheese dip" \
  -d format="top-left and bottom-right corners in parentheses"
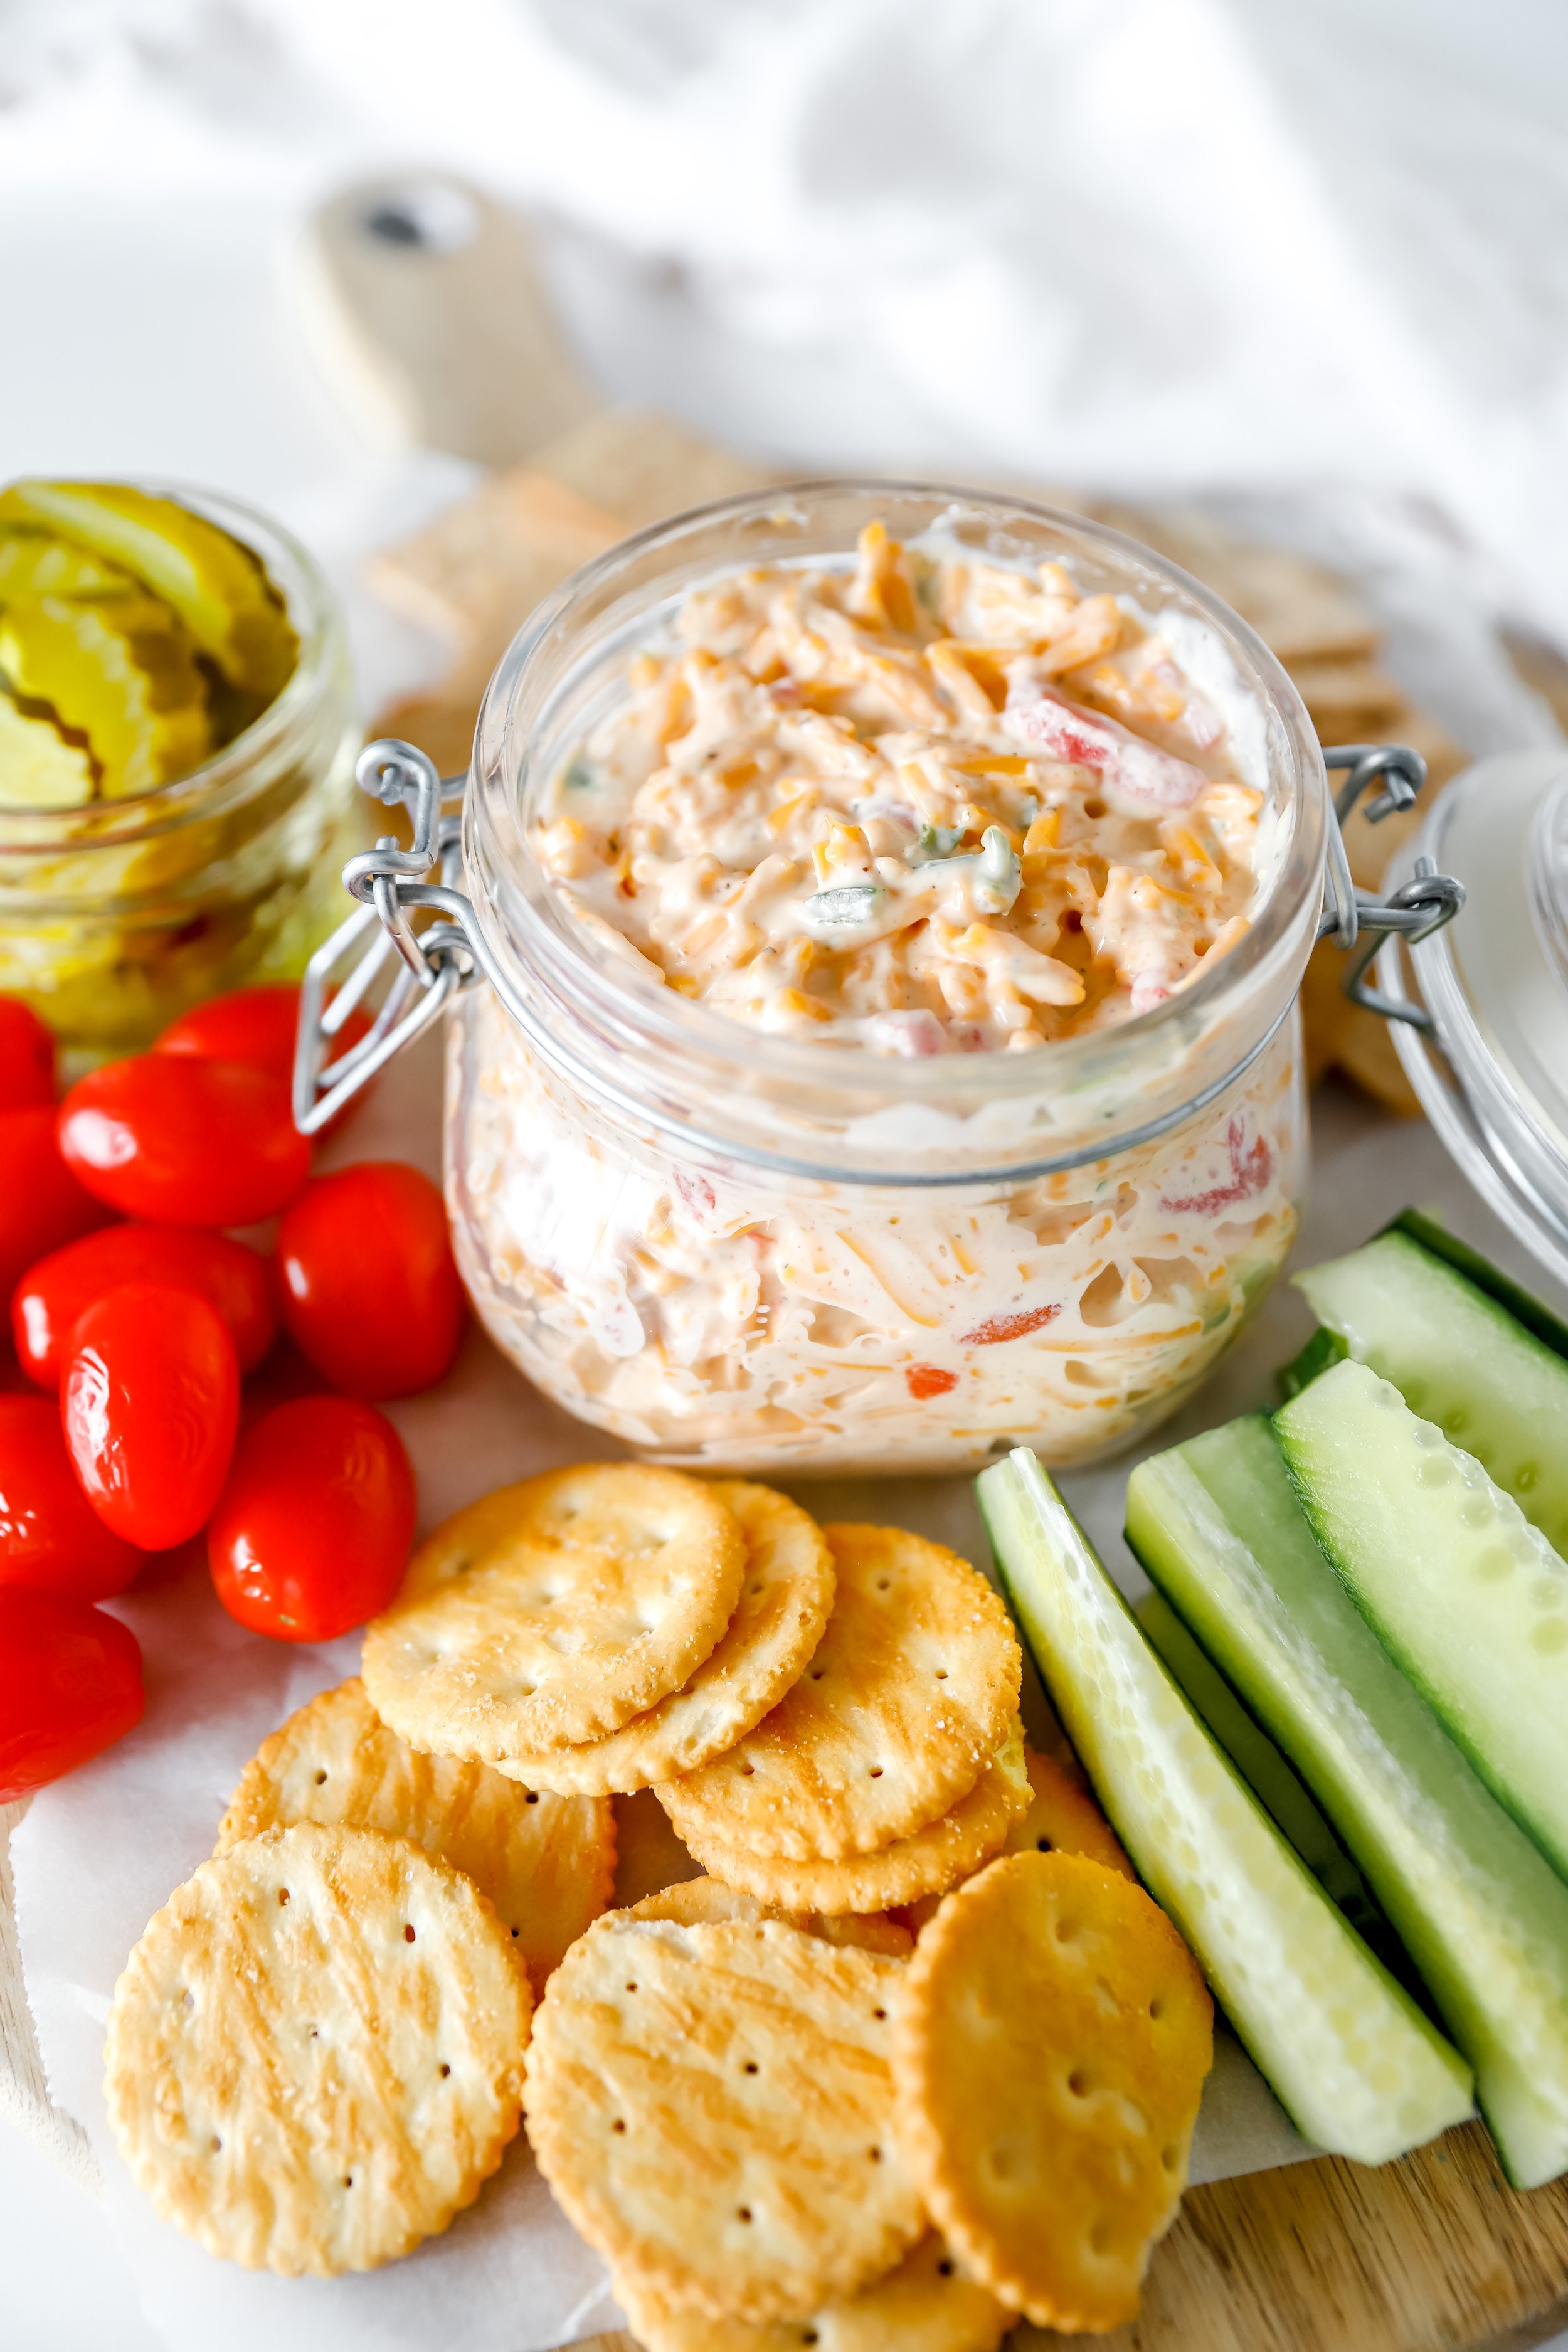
top-left (532, 524), bottom-right (1261, 1053)
top-left (447, 514), bottom-right (1306, 1474)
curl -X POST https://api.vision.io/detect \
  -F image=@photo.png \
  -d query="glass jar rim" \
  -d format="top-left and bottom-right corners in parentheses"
top-left (465, 479), bottom-right (1326, 1180)
top-left (0, 481), bottom-right (340, 858)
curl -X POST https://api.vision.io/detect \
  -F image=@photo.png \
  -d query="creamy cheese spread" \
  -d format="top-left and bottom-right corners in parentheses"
top-left (532, 524), bottom-right (1262, 1052)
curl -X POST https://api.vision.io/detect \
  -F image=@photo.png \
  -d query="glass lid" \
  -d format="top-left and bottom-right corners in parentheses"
top-left (1386, 748), bottom-right (1568, 1287)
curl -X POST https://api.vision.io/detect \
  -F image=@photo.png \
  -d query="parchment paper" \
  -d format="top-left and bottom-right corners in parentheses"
top-left (15, 1032), bottom-right (1564, 2352)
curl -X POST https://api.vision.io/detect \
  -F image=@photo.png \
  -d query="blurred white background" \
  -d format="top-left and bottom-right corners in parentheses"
top-left (4, 2), bottom-right (1567, 2345)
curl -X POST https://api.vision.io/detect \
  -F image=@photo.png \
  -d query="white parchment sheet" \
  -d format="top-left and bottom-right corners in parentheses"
top-left (14, 1041), bottom-right (1560, 2352)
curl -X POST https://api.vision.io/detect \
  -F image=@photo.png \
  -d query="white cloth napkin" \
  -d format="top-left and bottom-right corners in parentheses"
top-left (7, 0), bottom-right (1568, 640)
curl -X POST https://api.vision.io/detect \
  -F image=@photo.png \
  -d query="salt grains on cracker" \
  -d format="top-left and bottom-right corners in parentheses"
top-left (104, 1823), bottom-right (531, 2276)
top-left (495, 1481), bottom-right (835, 1794)
top-left (655, 1525), bottom-right (1020, 1863)
top-left (361, 1463), bottom-right (747, 1759)
top-left (612, 2230), bottom-right (1012, 2352)
top-left (892, 1850), bottom-right (1213, 2332)
top-left (216, 1677), bottom-right (616, 1985)
top-left (524, 1913), bottom-right (923, 2324)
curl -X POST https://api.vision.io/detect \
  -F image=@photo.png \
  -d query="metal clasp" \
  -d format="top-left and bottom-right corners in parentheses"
top-left (293, 740), bottom-right (484, 1136)
top-left (1316, 743), bottom-right (1465, 1035)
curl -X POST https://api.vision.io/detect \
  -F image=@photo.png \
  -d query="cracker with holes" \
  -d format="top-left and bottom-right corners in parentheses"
top-left (1003, 1745), bottom-right (1136, 1880)
top-left (656, 1525), bottom-right (1019, 1863)
top-left (893, 1850), bottom-right (1212, 2332)
top-left (670, 1721), bottom-right (1028, 1915)
top-left (524, 1913), bottom-right (922, 2323)
top-left (216, 1677), bottom-right (615, 1985)
top-left (361, 1464), bottom-right (747, 1759)
top-left (104, 1823), bottom-right (531, 2276)
top-left (630, 1876), bottom-right (913, 1958)
top-left (497, 1482), bottom-right (835, 1794)
top-left (612, 2230), bottom-right (1011, 2352)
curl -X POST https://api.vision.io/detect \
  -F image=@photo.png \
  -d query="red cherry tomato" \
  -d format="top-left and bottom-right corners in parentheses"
top-left (0, 1587), bottom-right (144, 1802)
top-left (13, 1223), bottom-right (274, 1389)
top-left (275, 1162), bottom-right (465, 1399)
top-left (208, 1396), bottom-right (416, 1641)
top-left (58, 1054), bottom-right (310, 1226)
top-left (61, 1282), bottom-right (239, 1550)
top-left (0, 1000), bottom-right (56, 1110)
top-left (0, 1396), bottom-right (144, 1600)
top-left (0, 1106), bottom-right (117, 1301)
top-left (155, 983), bottom-right (373, 1098)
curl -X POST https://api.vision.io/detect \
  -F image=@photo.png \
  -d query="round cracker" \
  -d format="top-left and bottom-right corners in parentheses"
top-left (105, 1823), bottom-right (531, 2276)
top-left (495, 1483), bottom-right (835, 1794)
top-left (524, 1914), bottom-right (922, 2324)
top-left (656, 1525), bottom-right (1020, 1863)
top-left (671, 1720), bottom-right (1029, 1914)
top-left (1004, 1745), bottom-right (1135, 1881)
top-left (361, 1465), bottom-right (747, 1757)
top-left (891, 1851), bottom-right (1213, 2331)
top-left (216, 1677), bottom-right (615, 1986)
top-left (630, 1877), bottom-right (913, 1958)
top-left (612, 2232), bottom-right (1011, 2352)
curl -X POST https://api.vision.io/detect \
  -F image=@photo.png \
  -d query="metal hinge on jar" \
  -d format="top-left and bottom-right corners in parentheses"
top-left (292, 736), bottom-right (1466, 1135)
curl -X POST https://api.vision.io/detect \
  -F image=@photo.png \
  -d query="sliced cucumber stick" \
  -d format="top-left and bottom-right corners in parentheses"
top-left (1133, 1587), bottom-right (1396, 1959)
top-left (1131, 1415), bottom-right (1568, 2188)
top-left (1276, 1359), bottom-right (1568, 1883)
top-left (1295, 1230), bottom-right (1568, 1554)
top-left (1391, 1209), bottom-right (1568, 1364)
top-left (977, 1449), bottom-right (1473, 2164)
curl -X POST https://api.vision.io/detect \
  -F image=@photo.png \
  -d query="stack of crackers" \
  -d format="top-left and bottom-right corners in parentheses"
top-left (103, 1461), bottom-right (1216, 2341)
top-left (367, 419), bottom-right (1472, 1118)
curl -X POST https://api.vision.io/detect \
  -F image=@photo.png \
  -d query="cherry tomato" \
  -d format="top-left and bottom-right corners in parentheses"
top-left (0, 1106), bottom-right (117, 1301)
top-left (0, 1396), bottom-right (144, 1600)
top-left (208, 1396), bottom-right (416, 1641)
top-left (275, 1162), bottom-right (465, 1399)
top-left (61, 1282), bottom-right (239, 1550)
top-left (13, 1223), bottom-right (274, 1389)
top-left (154, 983), bottom-right (372, 1099)
top-left (0, 1000), bottom-right (56, 1110)
top-left (58, 1054), bottom-right (310, 1226)
top-left (0, 1586), bottom-right (144, 1802)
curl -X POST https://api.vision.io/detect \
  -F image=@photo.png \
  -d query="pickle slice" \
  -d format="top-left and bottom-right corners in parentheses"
top-left (0, 482), bottom-right (298, 708)
top-left (0, 686), bottom-right (98, 808)
top-left (0, 527), bottom-right (135, 603)
top-left (0, 593), bottom-right (211, 799)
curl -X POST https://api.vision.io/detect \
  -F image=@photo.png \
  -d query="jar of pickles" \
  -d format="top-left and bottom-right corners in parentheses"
top-left (0, 480), bottom-right (363, 1066)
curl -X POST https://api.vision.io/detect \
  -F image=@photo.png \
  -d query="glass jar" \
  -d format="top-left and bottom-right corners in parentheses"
top-left (0, 487), bottom-right (363, 1067)
top-left (431, 482), bottom-right (1325, 1478)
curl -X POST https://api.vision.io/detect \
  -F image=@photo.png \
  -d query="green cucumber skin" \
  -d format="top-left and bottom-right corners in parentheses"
top-left (1132, 1587), bottom-right (1416, 1998)
top-left (1276, 1325), bottom-right (1350, 1404)
top-left (977, 1450), bottom-right (1473, 2165)
top-left (1276, 1360), bottom-right (1568, 1888)
top-left (1389, 1209), bottom-right (1568, 1365)
top-left (1130, 1415), bottom-right (1568, 2190)
top-left (1294, 1230), bottom-right (1568, 1555)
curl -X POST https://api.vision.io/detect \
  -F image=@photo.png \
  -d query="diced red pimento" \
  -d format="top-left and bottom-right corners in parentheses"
top-left (1160, 1116), bottom-right (1273, 1217)
top-left (906, 1364), bottom-right (958, 1400)
top-left (959, 1305), bottom-right (1061, 1346)
top-left (1005, 682), bottom-right (1207, 815)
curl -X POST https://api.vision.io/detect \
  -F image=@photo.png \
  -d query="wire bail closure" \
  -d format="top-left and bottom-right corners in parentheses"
top-left (292, 735), bottom-right (1468, 1135)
